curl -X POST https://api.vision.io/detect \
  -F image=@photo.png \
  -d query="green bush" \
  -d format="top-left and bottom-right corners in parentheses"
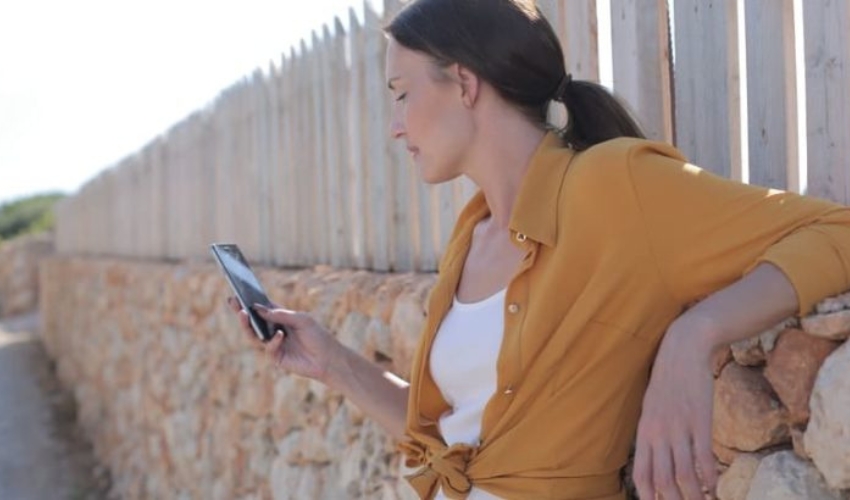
top-left (0, 192), bottom-right (66, 241)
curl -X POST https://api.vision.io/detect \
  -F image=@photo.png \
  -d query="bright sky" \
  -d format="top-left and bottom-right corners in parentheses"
top-left (0, 0), bottom-right (367, 205)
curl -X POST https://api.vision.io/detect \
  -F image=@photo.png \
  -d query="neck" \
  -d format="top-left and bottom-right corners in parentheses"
top-left (463, 116), bottom-right (547, 229)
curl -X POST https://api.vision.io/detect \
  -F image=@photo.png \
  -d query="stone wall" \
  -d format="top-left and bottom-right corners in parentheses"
top-left (713, 304), bottom-right (850, 499)
top-left (38, 256), bottom-right (431, 499)
top-left (29, 254), bottom-right (850, 499)
top-left (0, 232), bottom-right (53, 316)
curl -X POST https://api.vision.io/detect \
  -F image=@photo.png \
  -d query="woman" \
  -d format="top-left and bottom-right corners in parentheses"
top-left (229, 1), bottom-right (850, 499)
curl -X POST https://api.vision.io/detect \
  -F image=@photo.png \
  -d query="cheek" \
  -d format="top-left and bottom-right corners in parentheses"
top-left (404, 95), bottom-right (435, 133)
top-left (407, 91), bottom-right (467, 140)
top-left (431, 106), bottom-right (473, 151)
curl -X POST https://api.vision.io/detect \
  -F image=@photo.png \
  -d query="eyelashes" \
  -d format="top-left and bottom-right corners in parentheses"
top-left (395, 93), bottom-right (407, 102)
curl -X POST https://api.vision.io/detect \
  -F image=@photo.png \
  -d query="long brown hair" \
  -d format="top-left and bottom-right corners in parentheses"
top-left (385, 0), bottom-right (645, 150)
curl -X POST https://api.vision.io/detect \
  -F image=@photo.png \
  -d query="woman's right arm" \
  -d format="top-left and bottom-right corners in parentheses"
top-left (319, 333), bottom-right (411, 440)
top-left (229, 298), bottom-right (410, 440)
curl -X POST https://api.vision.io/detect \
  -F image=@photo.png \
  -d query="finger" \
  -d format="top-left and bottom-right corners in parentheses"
top-left (264, 330), bottom-right (285, 355)
top-left (236, 309), bottom-right (262, 344)
top-left (653, 446), bottom-right (683, 500)
top-left (632, 438), bottom-right (655, 500)
top-left (265, 331), bottom-right (287, 368)
top-left (225, 295), bottom-right (260, 345)
top-left (253, 303), bottom-right (301, 329)
top-left (672, 438), bottom-right (704, 500)
top-left (226, 296), bottom-right (242, 313)
top-left (693, 425), bottom-right (718, 497)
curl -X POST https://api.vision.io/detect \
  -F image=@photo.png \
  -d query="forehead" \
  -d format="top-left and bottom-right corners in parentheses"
top-left (385, 38), bottom-right (433, 83)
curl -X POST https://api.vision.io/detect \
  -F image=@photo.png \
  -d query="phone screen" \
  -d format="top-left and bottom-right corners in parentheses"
top-left (210, 243), bottom-right (280, 341)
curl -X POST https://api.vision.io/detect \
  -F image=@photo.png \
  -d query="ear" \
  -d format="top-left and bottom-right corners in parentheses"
top-left (449, 64), bottom-right (481, 108)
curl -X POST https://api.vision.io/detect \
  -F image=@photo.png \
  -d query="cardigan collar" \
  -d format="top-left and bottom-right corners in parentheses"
top-left (453, 131), bottom-right (574, 249)
top-left (509, 131), bottom-right (575, 247)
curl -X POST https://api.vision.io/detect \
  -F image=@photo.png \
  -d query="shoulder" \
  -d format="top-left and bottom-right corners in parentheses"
top-left (552, 138), bottom-right (691, 218)
top-left (573, 137), bottom-right (688, 172)
top-left (564, 137), bottom-right (690, 190)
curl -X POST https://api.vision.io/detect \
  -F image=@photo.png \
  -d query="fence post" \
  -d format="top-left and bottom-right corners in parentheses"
top-left (268, 59), bottom-right (284, 266)
top-left (610, 0), bottom-right (674, 143)
top-left (294, 42), bottom-right (311, 267)
top-left (672, 0), bottom-right (745, 179)
top-left (804, 1), bottom-right (850, 204)
top-left (539, 0), bottom-right (600, 82)
top-left (213, 88), bottom-right (231, 245)
top-left (744, 0), bottom-right (798, 192)
top-left (363, 0), bottom-right (391, 271)
top-left (253, 69), bottom-right (273, 263)
top-left (382, 0), bottom-right (415, 272)
top-left (347, 7), bottom-right (368, 269)
top-left (277, 49), bottom-right (297, 267)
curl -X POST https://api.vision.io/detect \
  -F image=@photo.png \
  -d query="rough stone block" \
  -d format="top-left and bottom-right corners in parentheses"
top-left (730, 336), bottom-right (765, 366)
top-left (801, 310), bottom-right (850, 340)
top-left (717, 453), bottom-right (762, 500)
top-left (713, 363), bottom-right (789, 452)
top-left (745, 451), bottom-right (846, 500)
top-left (805, 340), bottom-right (850, 490)
top-left (815, 291), bottom-right (850, 315)
top-left (764, 328), bottom-right (839, 424)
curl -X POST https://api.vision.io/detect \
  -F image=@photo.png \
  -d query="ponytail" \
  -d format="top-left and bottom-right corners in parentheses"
top-left (386, 0), bottom-right (646, 151)
top-left (553, 75), bottom-right (646, 151)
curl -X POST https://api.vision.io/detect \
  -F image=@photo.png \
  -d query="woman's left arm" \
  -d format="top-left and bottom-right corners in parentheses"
top-left (620, 142), bottom-right (850, 499)
top-left (632, 262), bottom-right (798, 500)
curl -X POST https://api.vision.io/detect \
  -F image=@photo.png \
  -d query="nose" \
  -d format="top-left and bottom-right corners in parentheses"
top-left (389, 109), bottom-right (405, 140)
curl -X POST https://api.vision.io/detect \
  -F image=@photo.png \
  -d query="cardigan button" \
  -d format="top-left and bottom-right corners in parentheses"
top-left (503, 386), bottom-right (514, 395)
top-left (515, 233), bottom-right (527, 242)
top-left (507, 303), bottom-right (520, 314)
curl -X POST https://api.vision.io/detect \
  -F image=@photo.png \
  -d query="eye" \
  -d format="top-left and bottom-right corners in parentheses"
top-left (395, 92), bottom-right (407, 102)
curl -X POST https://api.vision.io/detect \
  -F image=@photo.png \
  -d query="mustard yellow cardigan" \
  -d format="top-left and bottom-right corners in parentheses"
top-left (400, 133), bottom-right (850, 499)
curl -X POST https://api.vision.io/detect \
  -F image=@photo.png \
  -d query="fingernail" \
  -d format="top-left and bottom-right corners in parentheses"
top-left (252, 304), bottom-right (271, 314)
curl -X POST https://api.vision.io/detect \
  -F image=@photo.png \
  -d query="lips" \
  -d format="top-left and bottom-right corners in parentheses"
top-left (407, 146), bottom-right (419, 155)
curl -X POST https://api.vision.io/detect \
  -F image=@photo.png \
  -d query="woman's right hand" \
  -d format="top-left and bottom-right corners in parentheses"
top-left (228, 297), bottom-right (410, 440)
top-left (227, 297), bottom-right (341, 383)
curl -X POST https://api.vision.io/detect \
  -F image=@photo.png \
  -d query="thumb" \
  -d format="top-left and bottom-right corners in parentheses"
top-left (252, 303), bottom-right (298, 325)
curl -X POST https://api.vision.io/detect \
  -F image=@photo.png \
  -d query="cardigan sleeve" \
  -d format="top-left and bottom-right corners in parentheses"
top-left (624, 141), bottom-right (850, 316)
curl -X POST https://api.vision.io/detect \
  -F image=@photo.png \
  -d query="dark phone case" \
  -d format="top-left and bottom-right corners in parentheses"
top-left (247, 307), bottom-right (282, 342)
top-left (210, 243), bottom-right (290, 342)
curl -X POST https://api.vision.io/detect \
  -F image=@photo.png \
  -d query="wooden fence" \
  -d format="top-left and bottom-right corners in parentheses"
top-left (55, 0), bottom-right (850, 272)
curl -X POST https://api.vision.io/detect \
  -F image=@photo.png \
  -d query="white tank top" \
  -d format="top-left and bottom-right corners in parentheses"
top-left (429, 288), bottom-right (506, 500)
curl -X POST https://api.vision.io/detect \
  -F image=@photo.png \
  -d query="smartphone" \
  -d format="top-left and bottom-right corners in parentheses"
top-left (210, 243), bottom-right (287, 342)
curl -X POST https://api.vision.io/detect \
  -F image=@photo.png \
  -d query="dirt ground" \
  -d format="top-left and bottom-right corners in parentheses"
top-left (0, 312), bottom-right (113, 500)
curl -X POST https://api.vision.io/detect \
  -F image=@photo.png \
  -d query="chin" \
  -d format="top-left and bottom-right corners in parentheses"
top-left (419, 172), bottom-right (444, 184)
top-left (417, 160), bottom-right (460, 185)
top-left (419, 169), bottom-right (458, 185)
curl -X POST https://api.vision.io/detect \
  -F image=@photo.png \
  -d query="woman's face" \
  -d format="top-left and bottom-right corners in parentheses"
top-left (385, 37), bottom-right (475, 184)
